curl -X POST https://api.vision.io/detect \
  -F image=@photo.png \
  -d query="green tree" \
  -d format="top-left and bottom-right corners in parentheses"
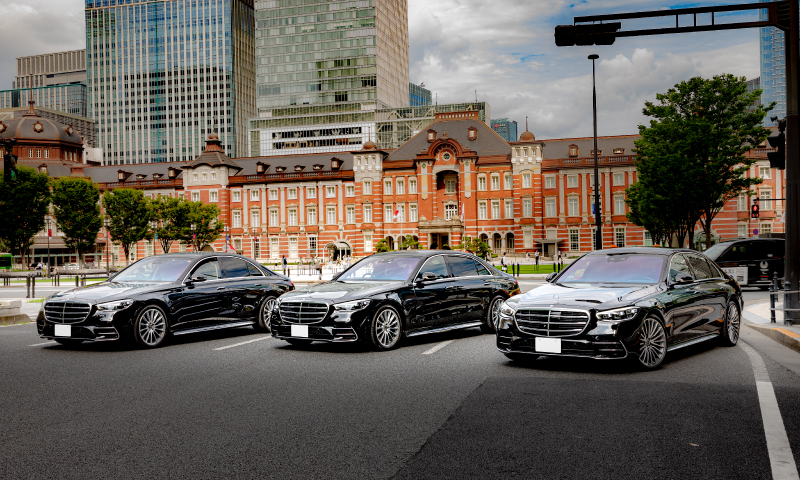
top-left (375, 238), bottom-right (390, 253)
top-left (631, 74), bottom-right (771, 249)
top-left (0, 166), bottom-right (51, 263)
top-left (103, 188), bottom-right (153, 264)
top-left (456, 236), bottom-right (492, 259)
top-left (399, 234), bottom-right (419, 250)
top-left (51, 177), bottom-right (103, 266)
top-left (149, 195), bottom-right (188, 254)
top-left (183, 201), bottom-right (224, 251)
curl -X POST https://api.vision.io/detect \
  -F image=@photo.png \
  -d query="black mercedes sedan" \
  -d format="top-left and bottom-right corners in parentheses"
top-left (496, 247), bottom-right (743, 369)
top-left (37, 253), bottom-right (294, 348)
top-left (270, 250), bottom-right (520, 350)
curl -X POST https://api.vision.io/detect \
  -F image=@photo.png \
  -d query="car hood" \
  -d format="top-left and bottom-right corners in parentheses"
top-left (46, 281), bottom-right (170, 304)
top-left (281, 280), bottom-right (402, 303)
top-left (510, 283), bottom-right (658, 310)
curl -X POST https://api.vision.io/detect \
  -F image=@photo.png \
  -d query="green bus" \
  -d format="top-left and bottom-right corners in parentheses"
top-left (0, 253), bottom-right (11, 270)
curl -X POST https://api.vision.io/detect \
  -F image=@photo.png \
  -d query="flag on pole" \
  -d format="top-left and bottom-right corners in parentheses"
top-left (393, 208), bottom-right (400, 220)
top-left (459, 203), bottom-right (464, 222)
top-left (781, 211), bottom-right (786, 224)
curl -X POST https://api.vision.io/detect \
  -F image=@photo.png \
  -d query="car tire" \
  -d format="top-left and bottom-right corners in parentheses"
top-left (133, 305), bottom-right (170, 349)
top-left (54, 339), bottom-right (84, 347)
top-left (503, 352), bottom-right (539, 363)
top-left (369, 305), bottom-right (402, 351)
top-left (481, 296), bottom-right (504, 334)
top-left (634, 316), bottom-right (667, 370)
top-left (254, 296), bottom-right (277, 333)
top-left (285, 339), bottom-right (313, 347)
top-left (719, 301), bottom-right (741, 347)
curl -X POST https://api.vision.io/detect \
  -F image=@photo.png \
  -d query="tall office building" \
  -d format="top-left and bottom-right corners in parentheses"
top-left (409, 82), bottom-right (431, 106)
top-left (15, 50), bottom-right (87, 89)
top-left (491, 118), bottom-right (518, 142)
top-left (759, 1), bottom-right (786, 125)
top-left (250, 0), bottom-right (409, 155)
top-left (85, 0), bottom-right (256, 165)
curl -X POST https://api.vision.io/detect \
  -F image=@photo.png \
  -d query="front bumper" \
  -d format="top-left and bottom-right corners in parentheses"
top-left (36, 307), bottom-right (127, 342)
top-left (271, 325), bottom-right (359, 342)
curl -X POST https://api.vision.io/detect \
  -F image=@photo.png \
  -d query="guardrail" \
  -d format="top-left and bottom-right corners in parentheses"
top-left (769, 273), bottom-right (799, 326)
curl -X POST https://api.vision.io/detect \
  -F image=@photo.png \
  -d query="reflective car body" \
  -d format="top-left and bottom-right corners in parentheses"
top-left (496, 248), bottom-right (743, 368)
top-left (37, 253), bottom-right (293, 347)
top-left (704, 238), bottom-right (785, 288)
top-left (271, 250), bottom-right (520, 349)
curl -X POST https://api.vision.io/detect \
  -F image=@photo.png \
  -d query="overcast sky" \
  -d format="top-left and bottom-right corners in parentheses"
top-left (0, 0), bottom-right (762, 140)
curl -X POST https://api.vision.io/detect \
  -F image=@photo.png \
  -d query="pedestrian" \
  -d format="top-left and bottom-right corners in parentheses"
top-left (313, 256), bottom-right (322, 280)
top-left (534, 251), bottom-right (540, 271)
top-left (282, 255), bottom-right (288, 276)
top-left (501, 252), bottom-right (507, 273)
top-left (526, 252), bottom-right (530, 261)
top-left (35, 261), bottom-right (43, 277)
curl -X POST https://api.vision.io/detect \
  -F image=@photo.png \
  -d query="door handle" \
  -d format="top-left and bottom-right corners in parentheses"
top-left (446, 286), bottom-right (459, 290)
top-left (216, 287), bottom-right (226, 290)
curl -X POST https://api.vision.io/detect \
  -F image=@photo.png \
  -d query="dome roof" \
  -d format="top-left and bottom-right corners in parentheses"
top-left (519, 130), bottom-right (536, 142)
top-left (362, 139), bottom-right (378, 150)
top-left (0, 106), bottom-right (83, 146)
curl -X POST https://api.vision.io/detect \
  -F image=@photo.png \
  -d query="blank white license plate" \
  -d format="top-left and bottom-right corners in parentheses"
top-left (535, 337), bottom-right (561, 354)
top-left (291, 325), bottom-right (309, 338)
top-left (54, 324), bottom-right (71, 337)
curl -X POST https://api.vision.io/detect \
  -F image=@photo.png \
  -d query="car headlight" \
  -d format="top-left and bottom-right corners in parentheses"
top-left (334, 300), bottom-right (371, 311)
top-left (96, 299), bottom-right (134, 311)
top-left (597, 307), bottom-right (640, 323)
top-left (499, 301), bottom-right (518, 317)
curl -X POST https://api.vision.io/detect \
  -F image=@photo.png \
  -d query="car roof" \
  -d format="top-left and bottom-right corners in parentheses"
top-left (713, 238), bottom-right (785, 245)
top-left (371, 250), bottom-right (478, 257)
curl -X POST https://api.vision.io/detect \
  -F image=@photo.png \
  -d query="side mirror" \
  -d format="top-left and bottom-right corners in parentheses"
top-left (417, 272), bottom-right (437, 284)
top-left (188, 275), bottom-right (207, 284)
top-left (545, 272), bottom-right (557, 283)
top-left (673, 274), bottom-right (694, 285)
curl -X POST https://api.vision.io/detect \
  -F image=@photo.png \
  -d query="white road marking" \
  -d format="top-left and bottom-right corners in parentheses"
top-left (29, 341), bottom-right (57, 347)
top-left (213, 336), bottom-right (271, 351)
top-left (741, 342), bottom-right (800, 480)
top-left (422, 340), bottom-right (454, 355)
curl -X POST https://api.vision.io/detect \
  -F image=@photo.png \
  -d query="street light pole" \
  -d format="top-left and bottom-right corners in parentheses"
top-left (224, 226), bottom-right (230, 253)
top-left (589, 54), bottom-right (602, 250)
top-left (45, 215), bottom-right (51, 279)
top-left (103, 217), bottom-right (110, 275)
top-left (190, 224), bottom-right (197, 252)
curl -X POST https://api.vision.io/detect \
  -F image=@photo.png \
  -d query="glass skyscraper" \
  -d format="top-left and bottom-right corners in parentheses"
top-left (409, 82), bottom-right (431, 106)
top-left (85, 0), bottom-right (256, 165)
top-left (0, 85), bottom-right (88, 118)
top-left (250, 0), bottom-right (409, 155)
top-left (759, 0), bottom-right (786, 125)
top-left (491, 118), bottom-right (518, 142)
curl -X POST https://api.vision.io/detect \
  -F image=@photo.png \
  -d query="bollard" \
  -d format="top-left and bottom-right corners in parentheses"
top-left (31, 274), bottom-right (35, 298)
top-left (26, 276), bottom-right (30, 299)
top-left (770, 273), bottom-right (777, 324)
top-left (75, 275), bottom-right (79, 287)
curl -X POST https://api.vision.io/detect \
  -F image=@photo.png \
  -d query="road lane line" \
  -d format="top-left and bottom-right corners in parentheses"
top-left (422, 340), bottom-right (454, 355)
top-left (29, 341), bottom-right (57, 347)
top-left (213, 336), bottom-right (270, 351)
top-left (741, 342), bottom-right (800, 480)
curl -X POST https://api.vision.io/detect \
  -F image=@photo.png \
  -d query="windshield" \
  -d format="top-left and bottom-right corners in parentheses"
top-left (557, 254), bottom-right (666, 284)
top-left (112, 256), bottom-right (196, 283)
top-left (337, 255), bottom-right (421, 282)
top-left (702, 243), bottom-right (730, 261)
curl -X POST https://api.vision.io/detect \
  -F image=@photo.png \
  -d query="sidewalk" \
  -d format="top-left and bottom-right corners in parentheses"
top-left (743, 302), bottom-right (800, 354)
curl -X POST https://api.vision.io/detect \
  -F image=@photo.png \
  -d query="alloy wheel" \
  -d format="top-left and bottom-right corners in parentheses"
top-left (490, 298), bottom-right (503, 329)
top-left (726, 303), bottom-right (740, 344)
top-left (261, 298), bottom-right (276, 330)
top-left (638, 317), bottom-right (666, 368)
top-left (375, 309), bottom-right (400, 348)
top-left (138, 307), bottom-right (167, 347)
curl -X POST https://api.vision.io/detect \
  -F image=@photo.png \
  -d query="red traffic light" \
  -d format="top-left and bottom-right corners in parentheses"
top-left (751, 203), bottom-right (760, 219)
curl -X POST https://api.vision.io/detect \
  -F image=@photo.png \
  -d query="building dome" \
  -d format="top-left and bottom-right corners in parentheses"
top-left (0, 105), bottom-right (82, 146)
top-left (362, 139), bottom-right (378, 150)
top-left (519, 130), bottom-right (536, 142)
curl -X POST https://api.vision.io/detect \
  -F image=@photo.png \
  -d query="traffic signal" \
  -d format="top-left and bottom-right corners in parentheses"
top-left (555, 23), bottom-right (621, 47)
top-left (3, 152), bottom-right (17, 183)
top-left (751, 202), bottom-right (760, 219)
top-left (767, 116), bottom-right (786, 170)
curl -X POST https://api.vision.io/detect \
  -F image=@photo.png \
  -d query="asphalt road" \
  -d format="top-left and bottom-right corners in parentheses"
top-left (0, 282), bottom-right (795, 479)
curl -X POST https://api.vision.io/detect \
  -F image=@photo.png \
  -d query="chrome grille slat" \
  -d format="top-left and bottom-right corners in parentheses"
top-left (44, 301), bottom-right (92, 324)
top-left (279, 302), bottom-right (329, 324)
top-left (515, 308), bottom-right (590, 337)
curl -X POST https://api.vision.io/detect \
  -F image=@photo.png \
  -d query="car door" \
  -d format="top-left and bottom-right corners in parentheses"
top-left (411, 255), bottom-right (455, 330)
top-left (684, 253), bottom-right (728, 334)
top-left (218, 256), bottom-right (260, 321)
top-left (170, 257), bottom-right (228, 330)
top-left (662, 253), bottom-right (707, 344)
top-left (445, 255), bottom-right (487, 324)
top-left (756, 240), bottom-right (785, 285)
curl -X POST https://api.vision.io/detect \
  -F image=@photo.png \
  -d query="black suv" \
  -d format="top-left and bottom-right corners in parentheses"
top-left (704, 238), bottom-right (784, 288)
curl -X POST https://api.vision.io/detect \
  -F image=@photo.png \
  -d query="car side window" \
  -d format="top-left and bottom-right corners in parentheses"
top-left (447, 255), bottom-right (479, 277)
top-left (703, 257), bottom-right (724, 278)
top-left (686, 254), bottom-right (714, 280)
top-left (219, 257), bottom-right (252, 278)
top-left (417, 256), bottom-right (450, 280)
top-left (246, 262), bottom-right (265, 276)
top-left (475, 260), bottom-right (492, 275)
top-left (668, 254), bottom-right (693, 283)
top-left (192, 258), bottom-right (221, 280)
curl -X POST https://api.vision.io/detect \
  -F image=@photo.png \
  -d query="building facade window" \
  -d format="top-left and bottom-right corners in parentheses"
top-left (738, 223), bottom-right (748, 238)
top-left (614, 195), bottom-right (625, 215)
top-left (409, 179), bottom-right (417, 194)
top-left (568, 196), bottom-right (579, 216)
top-left (569, 229), bottom-right (579, 251)
top-left (270, 237), bottom-right (279, 259)
top-left (410, 204), bottom-right (418, 222)
top-left (253, 237), bottom-right (261, 259)
top-left (233, 211), bottom-right (242, 228)
top-left (504, 173), bottom-right (512, 190)
top-left (385, 204), bottom-right (393, 222)
top-left (327, 206), bottom-right (337, 224)
top-left (232, 190), bottom-right (241, 202)
top-left (270, 209), bottom-right (279, 226)
top-left (191, 191), bottom-right (200, 202)
top-left (523, 198), bottom-right (532, 217)
top-left (306, 186), bottom-right (316, 199)
top-left (644, 231), bottom-right (653, 246)
top-left (567, 175), bottom-right (578, 188)
top-left (545, 175), bottom-right (556, 189)
top-left (289, 237), bottom-right (298, 258)
top-left (445, 204), bottom-right (458, 220)
top-left (524, 230), bottom-right (533, 248)
top-left (478, 201), bottom-right (487, 220)
top-left (522, 173), bottom-right (531, 188)
top-left (307, 207), bottom-right (316, 225)
top-left (309, 236), bottom-right (317, 254)
top-left (759, 166), bottom-right (771, 179)
top-left (364, 234), bottom-right (373, 253)
top-left (760, 190), bottom-right (773, 210)
top-left (505, 200), bottom-right (513, 219)
top-left (288, 208), bottom-right (297, 226)
top-left (384, 180), bottom-right (392, 195)
top-left (326, 186), bottom-right (336, 198)
top-left (345, 185), bottom-right (355, 197)
top-left (202, 173), bottom-right (208, 181)
top-left (445, 179), bottom-right (456, 193)
top-left (397, 204), bottom-right (405, 222)
top-left (287, 188), bottom-right (297, 200)
top-left (269, 189), bottom-right (278, 200)
top-left (363, 181), bottom-right (371, 195)
top-left (396, 179), bottom-right (405, 195)
top-left (613, 172), bottom-right (625, 186)
top-left (251, 189), bottom-right (259, 201)
top-left (615, 227), bottom-right (626, 247)
top-left (491, 200), bottom-right (501, 219)
top-left (761, 223), bottom-right (772, 235)
top-left (251, 210), bottom-right (260, 227)
top-left (737, 191), bottom-right (749, 211)
top-left (346, 205), bottom-right (355, 224)
top-left (545, 198), bottom-right (556, 217)
top-left (478, 175), bottom-right (487, 191)
top-left (491, 173), bottom-right (500, 190)
top-left (363, 205), bottom-right (372, 223)
top-left (210, 191), bottom-right (218, 202)
top-left (211, 172), bottom-right (216, 181)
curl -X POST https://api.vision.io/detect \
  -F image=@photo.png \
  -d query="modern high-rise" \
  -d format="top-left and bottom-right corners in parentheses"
top-left (491, 118), bottom-right (518, 142)
top-left (759, 1), bottom-right (786, 124)
top-left (85, 0), bottom-right (256, 165)
top-left (250, 0), bottom-right (409, 155)
top-left (409, 82), bottom-right (431, 106)
top-left (14, 50), bottom-right (87, 89)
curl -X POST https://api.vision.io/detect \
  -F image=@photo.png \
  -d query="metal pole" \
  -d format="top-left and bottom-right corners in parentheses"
top-left (590, 54), bottom-right (603, 250)
top-left (785, 0), bottom-right (799, 324)
top-left (771, 272), bottom-right (777, 324)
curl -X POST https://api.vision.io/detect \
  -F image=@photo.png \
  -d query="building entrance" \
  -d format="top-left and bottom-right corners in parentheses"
top-left (430, 233), bottom-right (449, 250)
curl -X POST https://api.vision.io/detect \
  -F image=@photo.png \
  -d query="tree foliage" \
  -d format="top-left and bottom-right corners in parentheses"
top-left (628, 74), bottom-right (771, 249)
top-left (375, 239), bottom-right (390, 253)
top-left (399, 234), bottom-right (419, 250)
top-left (0, 166), bottom-right (51, 259)
top-left (149, 195), bottom-right (188, 254)
top-left (103, 188), bottom-right (153, 264)
top-left (457, 236), bottom-right (492, 259)
top-left (51, 177), bottom-right (102, 265)
top-left (183, 201), bottom-right (224, 251)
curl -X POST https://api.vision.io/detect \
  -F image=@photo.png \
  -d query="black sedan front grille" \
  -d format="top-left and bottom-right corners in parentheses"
top-left (43, 301), bottom-right (92, 324)
top-left (279, 302), bottom-right (329, 324)
top-left (514, 308), bottom-right (590, 337)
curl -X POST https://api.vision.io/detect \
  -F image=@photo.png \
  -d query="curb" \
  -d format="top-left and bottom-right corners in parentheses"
top-left (0, 314), bottom-right (32, 326)
top-left (745, 320), bottom-right (800, 355)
